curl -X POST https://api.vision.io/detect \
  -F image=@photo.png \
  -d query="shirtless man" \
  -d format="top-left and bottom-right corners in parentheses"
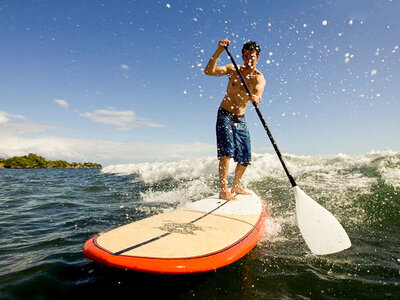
top-left (204, 39), bottom-right (266, 201)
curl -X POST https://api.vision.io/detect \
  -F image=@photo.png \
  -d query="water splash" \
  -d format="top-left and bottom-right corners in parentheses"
top-left (102, 151), bottom-right (400, 239)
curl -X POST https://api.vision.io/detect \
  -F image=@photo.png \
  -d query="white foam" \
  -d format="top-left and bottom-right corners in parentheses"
top-left (381, 167), bottom-right (400, 187)
top-left (102, 157), bottom-right (219, 184)
top-left (260, 215), bottom-right (290, 244)
top-left (102, 151), bottom-right (400, 190)
top-left (140, 179), bottom-right (213, 205)
top-left (103, 150), bottom-right (399, 207)
top-left (376, 151), bottom-right (400, 187)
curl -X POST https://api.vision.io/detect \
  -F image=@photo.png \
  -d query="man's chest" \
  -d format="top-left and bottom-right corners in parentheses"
top-left (229, 74), bottom-right (258, 90)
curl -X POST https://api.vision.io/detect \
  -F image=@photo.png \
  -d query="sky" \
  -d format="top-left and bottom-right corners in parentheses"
top-left (1, 0), bottom-right (399, 165)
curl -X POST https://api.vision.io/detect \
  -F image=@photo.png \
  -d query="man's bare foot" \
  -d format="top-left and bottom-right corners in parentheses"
top-left (231, 187), bottom-right (252, 196)
top-left (219, 190), bottom-right (237, 201)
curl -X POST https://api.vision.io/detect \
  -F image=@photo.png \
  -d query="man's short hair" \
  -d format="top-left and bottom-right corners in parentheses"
top-left (242, 41), bottom-right (261, 56)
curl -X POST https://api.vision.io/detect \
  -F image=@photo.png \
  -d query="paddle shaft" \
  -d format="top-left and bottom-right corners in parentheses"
top-left (224, 46), bottom-right (297, 188)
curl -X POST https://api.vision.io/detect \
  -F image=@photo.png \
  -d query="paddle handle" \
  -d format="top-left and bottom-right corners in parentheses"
top-left (224, 46), bottom-right (297, 188)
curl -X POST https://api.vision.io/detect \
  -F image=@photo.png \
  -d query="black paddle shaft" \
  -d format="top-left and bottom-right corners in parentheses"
top-left (224, 46), bottom-right (297, 188)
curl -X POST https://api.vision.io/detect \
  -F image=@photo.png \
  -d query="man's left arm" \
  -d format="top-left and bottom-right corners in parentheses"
top-left (250, 75), bottom-right (266, 105)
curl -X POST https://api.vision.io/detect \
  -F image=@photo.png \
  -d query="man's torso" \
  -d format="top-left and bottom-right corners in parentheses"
top-left (220, 66), bottom-right (264, 116)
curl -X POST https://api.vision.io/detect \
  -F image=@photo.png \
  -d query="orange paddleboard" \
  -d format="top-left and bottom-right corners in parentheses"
top-left (83, 191), bottom-right (267, 274)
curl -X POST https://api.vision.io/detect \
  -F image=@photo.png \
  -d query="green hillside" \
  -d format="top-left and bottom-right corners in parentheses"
top-left (0, 153), bottom-right (102, 169)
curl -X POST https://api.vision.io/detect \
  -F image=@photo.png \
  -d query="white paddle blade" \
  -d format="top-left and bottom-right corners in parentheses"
top-left (293, 186), bottom-right (351, 255)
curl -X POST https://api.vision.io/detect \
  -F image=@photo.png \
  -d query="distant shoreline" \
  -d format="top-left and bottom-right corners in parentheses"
top-left (0, 166), bottom-right (102, 170)
top-left (0, 153), bottom-right (102, 169)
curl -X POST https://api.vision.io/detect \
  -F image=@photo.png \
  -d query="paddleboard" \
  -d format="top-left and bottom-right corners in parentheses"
top-left (82, 190), bottom-right (267, 274)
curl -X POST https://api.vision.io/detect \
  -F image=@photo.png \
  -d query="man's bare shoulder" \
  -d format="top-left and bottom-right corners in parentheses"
top-left (254, 69), bottom-right (265, 77)
top-left (254, 69), bottom-right (266, 84)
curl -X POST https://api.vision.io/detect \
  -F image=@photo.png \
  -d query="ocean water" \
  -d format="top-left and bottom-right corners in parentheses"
top-left (0, 151), bottom-right (399, 299)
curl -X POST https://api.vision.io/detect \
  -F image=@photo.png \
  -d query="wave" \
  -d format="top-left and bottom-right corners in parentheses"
top-left (102, 157), bottom-right (218, 183)
top-left (102, 150), bottom-right (400, 188)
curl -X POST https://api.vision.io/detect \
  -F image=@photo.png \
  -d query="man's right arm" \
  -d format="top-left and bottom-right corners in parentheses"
top-left (204, 39), bottom-right (233, 76)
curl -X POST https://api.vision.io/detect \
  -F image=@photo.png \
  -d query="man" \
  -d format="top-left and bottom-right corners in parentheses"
top-left (204, 39), bottom-right (266, 201)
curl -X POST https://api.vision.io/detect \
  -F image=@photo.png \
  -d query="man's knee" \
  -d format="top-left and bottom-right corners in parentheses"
top-left (219, 156), bottom-right (232, 161)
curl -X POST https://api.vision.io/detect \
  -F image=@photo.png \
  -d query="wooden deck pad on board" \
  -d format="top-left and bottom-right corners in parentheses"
top-left (95, 192), bottom-right (263, 259)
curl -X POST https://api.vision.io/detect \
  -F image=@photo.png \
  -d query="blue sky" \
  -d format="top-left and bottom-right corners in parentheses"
top-left (1, 0), bottom-right (399, 165)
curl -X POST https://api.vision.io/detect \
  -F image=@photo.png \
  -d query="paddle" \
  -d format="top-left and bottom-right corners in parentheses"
top-left (223, 44), bottom-right (351, 255)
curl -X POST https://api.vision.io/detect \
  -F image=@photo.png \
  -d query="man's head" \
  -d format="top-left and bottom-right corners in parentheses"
top-left (242, 41), bottom-right (261, 56)
top-left (242, 41), bottom-right (261, 69)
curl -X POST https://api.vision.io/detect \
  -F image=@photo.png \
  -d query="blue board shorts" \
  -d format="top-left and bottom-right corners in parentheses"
top-left (216, 107), bottom-right (251, 165)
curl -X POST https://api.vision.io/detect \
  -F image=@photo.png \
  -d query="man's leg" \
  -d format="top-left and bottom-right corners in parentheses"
top-left (219, 156), bottom-right (237, 200)
top-left (231, 163), bottom-right (251, 195)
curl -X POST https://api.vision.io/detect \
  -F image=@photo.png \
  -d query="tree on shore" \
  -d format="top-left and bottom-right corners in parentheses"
top-left (0, 153), bottom-right (102, 169)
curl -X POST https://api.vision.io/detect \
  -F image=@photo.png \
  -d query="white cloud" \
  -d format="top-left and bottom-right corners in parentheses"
top-left (0, 111), bottom-right (26, 124)
top-left (0, 110), bottom-right (57, 134)
top-left (3, 121), bottom-right (59, 135)
top-left (0, 133), bottom-right (214, 165)
top-left (0, 111), bottom-right (27, 125)
top-left (0, 111), bottom-right (9, 124)
top-left (121, 64), bottom-right (129, 70)
top-left (0, 110), bottom-right (213, 165)
top-left (80, 109), bottom-right (165, 130)
top-left (54, 99), bottom-right (69, 109)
